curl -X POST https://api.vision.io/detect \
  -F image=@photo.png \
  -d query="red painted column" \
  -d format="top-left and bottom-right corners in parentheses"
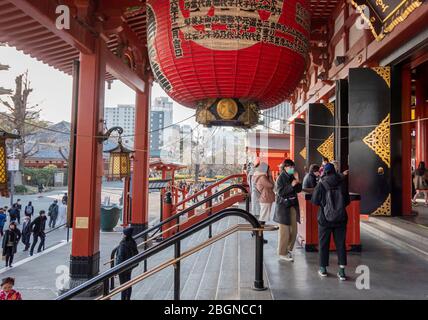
top-left (131, 82), bottom-right (152, 233)
top-left (401, 66), bottom-right (412, 215)
top-left (415, 64), bottom-right (428, 166)
top-left (69, 39), bottom-right (105, 288)
top-left (290, 120), bottom-right (295, 161)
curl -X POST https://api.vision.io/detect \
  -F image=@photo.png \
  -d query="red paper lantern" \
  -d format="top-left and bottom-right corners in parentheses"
top-left (147, 0), bottom-right (310, 126)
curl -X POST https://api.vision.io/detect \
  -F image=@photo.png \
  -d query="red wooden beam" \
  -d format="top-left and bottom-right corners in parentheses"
top-left (104, 45), bottom-right (145, 92)
top-left (8, 0), bottom-right (95, 54)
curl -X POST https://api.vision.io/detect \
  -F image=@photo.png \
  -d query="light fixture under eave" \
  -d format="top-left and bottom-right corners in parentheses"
top-left (105, 140), bottom-right (133, 180)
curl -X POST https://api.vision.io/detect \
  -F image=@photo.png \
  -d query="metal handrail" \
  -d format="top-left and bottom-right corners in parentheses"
top-left (174, 174), bottom-right (246, 209)
top-left (45, 223), bottom-right (67, 235)
top-left (56, 208), bottom-right (265, 300)
top-left (97, 224), bottom-right (277, 300)
top-left (107, 184), bottom-right (249, 268)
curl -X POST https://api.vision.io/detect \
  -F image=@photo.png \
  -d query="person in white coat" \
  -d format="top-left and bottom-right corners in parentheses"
top-left (57, 203), bottom-right (67, 227)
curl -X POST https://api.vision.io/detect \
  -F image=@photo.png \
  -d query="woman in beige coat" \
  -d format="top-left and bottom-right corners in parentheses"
top-left (253, 162), bottom-right (276, 223)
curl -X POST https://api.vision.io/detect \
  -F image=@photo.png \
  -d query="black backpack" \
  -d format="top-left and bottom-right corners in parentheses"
top-left (320, 181), bottom-right (346, 222)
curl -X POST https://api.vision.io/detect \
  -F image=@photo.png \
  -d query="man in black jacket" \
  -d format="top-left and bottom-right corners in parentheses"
top-left (302, 164), bottom-right (320, 189)
top-left (116, 227), bottom-right (139, 300)
top-left (311, 163), bottom-right (350, 280)
top-left (29, 211), bottom-right (47, 256)
top-left (274, 159), bottom-right (302, 262)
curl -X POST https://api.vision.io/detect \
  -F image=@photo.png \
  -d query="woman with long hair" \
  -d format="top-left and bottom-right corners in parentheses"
top-left (412, 161), bottom-right (428, 206)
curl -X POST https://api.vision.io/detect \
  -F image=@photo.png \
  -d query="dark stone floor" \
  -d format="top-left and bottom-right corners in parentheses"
top-left (263, 228), bottom-right (428, 300)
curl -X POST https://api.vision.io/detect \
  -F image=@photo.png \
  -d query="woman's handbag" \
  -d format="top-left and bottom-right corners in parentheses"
top-left (277, 195), bottom-right (298, 208)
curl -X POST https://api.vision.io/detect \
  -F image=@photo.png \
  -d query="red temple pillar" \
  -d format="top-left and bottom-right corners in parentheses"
top-left (290, 120), bottom-right (295, 161)
top-left (415, 64), bottom-right (428, 166)
top-left (69, 39), bottom-right (105, 289)
top-left (401, 65), bottom-right (413, 215)
top-left (131, 82), bottom-right (152, 233)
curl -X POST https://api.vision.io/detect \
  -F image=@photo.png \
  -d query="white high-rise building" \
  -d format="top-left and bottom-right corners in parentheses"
top-left (152, 97), bottom-right (173, 127)
top-left (104, 104), bottom-right (136, 146)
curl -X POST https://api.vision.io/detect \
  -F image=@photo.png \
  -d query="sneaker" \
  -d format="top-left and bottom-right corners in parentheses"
top-left (412, 200), bottom-right (418, 206)
top-left (337, 268), bottom-right (347, 281)
top-left (280, 252), bottom-right (294, 262)
top-left (318, 267), bottom-right (328, 277)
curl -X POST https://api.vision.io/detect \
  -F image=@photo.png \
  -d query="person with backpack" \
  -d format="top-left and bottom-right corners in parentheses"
top-left (311, 163), bottom-right (350, 281)
top-left (116, 227), bottom-right (139, 300)
top-left (48, 200), bottom-right (59, 228)
top-left (274, 159), bottom-right (302, 262)
top-left (24, 202), bottom-right (34, 219)
top-left (8, 204), bottom-right (19, 224)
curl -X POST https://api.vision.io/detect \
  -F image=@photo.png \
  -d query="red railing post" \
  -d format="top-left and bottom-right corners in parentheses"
top-left (162, 192), bottom-right (173, 238)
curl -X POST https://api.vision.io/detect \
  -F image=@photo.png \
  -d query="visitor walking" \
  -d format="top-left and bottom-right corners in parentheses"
top-left (29, 211), bottom-right (47, 256)
top-left (21, 216), bottom-right (32, 251)
top-left (311, 163), bottom-right (350, 281)
top-left (24, 201), bottom-right (34, 219)
top-left (274, 159), bottom-right (302, 262)
top-left (2, 222), bottom-right (21, 268)
top-left (116, 227), bottom-right (139, 300)
top-left (58, 203), bottom-right (67, 227)
top-left (15, 199), bottom-right (22, 225)
top-left (0, 277), bottom-right (22, 300)
top-left (0, 209), bottom-right (6, 237)
top-left (302, 164), bottom-right (320, 189)
top-left (62, 193), bottom-right (68, 205)
top-left (8, 204), bottom-right (19, 224)
top-left (412, 161), bottom-right (428, 206)
top-left (48, 200), bottom-right (59, 228)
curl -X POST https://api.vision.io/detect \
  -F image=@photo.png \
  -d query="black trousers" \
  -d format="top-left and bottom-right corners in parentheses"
top-left (30, 233), bottom-right (45, 255)
top-left (318, 224), bottom-right (347, 267)
top-left (119, 271), bottom-right (133, 300)
top-left (4, 246), bottom-right (14, 266)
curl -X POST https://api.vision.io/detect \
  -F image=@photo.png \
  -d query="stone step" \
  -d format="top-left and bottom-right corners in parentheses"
top-left (361, 221), bottom-right (428, 260)
top-left (369, 216), bottom-right (428, 244)
top-left (215, 217), bottom-right (240, 300)
top-left (180, 217), bottom-right (229, 300)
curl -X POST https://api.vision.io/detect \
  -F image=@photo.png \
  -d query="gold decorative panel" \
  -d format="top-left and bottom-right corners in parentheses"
top-left (0, 145), bottom-right (6, 185)
top-left (372, 67), bottom-right (391, 88)
top-left (299, 147), bottom-right (307, 160)
top-left (371, 194), bottom-right (391, 216)
top-left (317, 133), bottom-right (334, 161)
top-left (363, 114), bottom-right (391, 168)
top-left (324, 102), bottom-right (335, 117)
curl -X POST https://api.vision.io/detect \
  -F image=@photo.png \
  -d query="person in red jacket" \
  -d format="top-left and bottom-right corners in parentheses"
top-left (0, 277), bottom-right (22, 300)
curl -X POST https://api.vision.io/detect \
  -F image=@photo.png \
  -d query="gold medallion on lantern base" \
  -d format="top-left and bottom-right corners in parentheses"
top-left (196, 98), bottom-right (259, 128)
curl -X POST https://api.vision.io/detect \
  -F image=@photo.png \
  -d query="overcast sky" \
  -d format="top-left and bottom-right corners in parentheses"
top-left (0, 46), bottom-right (196, 127)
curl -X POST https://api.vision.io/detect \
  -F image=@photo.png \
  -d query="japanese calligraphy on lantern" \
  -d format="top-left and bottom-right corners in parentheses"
top-left (170, 0), bottom-right (309, 55)
top-left (352, 0), bottom-right (425, 40)
top-left (146, 0), bottom-right (310, 112)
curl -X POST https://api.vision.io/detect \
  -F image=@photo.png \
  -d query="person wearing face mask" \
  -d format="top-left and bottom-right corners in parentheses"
top-left (274, 159), bottom-right (302, 262)
top-left (302, 164), bottom-right (320, 189)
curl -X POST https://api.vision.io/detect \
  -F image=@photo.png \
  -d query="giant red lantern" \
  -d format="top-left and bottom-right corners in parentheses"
top-left (147, 0), bottom-right (310, 127)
